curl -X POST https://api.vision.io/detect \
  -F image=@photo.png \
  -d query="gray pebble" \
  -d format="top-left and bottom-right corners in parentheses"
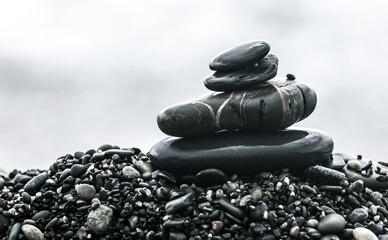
top-left (21, 224), bottom-right (44, 240)
top-left (348, 208), bottom-right (368, 223)
top-left (75, 184), bottom-right (96, 201)
top-left (307, 219), bottom-right (319, 228)
top-left (289, 225), bottom-right (300, 238)
top-left (320, 235), bottom-right (340, 240)
top-left (86, 205), bottom-right (113, 235)
top-left (122, 166), bottom-right (140, 179)
top-left (348, 180), bottom-right (364, 193)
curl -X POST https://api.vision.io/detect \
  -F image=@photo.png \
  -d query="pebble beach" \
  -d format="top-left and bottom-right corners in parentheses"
top-left (1, 146), bottom-right (388, 239)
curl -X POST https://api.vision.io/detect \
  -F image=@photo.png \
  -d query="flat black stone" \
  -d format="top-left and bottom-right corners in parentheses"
top-left (322, 155), bottom-right (345, 170)
top-left (205, 53), bottom-right (278, 92)
top-left (336, 153), bottom-right (388, 190)
top-left (209, 40), bottom-right (270, 71)
top-left (158, 79), bottom-right (316, 137)
top-left (148, 127), bottom-right (333, 175)
top-left (194, 168), bottom-right (228, 187)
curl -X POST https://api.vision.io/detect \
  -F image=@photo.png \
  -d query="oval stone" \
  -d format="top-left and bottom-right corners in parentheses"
top-left (148, 127), bottom-right (333, 175)
top-left (158, 79), bottom-right (316, 137)
top-left (194, 168), bottom-right (228, 187)
top-left (205, 53), bottom-right (278, 91)
top-left (21, 224), bottom-right (44, 240)
top-left (317, 213), bottom-right (346, 234)
top-left (209, 40), bottom-right (270, 71)
top-left (353, 227), bottom-right (378, 240)
top-left (23, 172), bottom-right (48, 193)
top-left (87, 205), bottom-right (113, 235)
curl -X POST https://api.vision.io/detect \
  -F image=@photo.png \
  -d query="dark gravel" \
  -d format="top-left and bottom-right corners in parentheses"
top-left (1, 145), bottom-right (388, 239)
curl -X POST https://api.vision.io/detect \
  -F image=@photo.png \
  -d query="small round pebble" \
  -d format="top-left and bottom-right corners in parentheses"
top-left (348, 208), bottom-right (368, 223)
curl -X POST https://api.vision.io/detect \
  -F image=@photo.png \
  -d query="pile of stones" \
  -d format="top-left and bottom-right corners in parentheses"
top-left (1, 40), bottom-right (388, 240)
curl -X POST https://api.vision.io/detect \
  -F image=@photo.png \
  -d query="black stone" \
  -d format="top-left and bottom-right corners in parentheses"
top-left (158, 79), bottom-right (316, 137)
top-left (23, 172), bottom-right (48, 192)
top-left (219, 198), bottom-right (246, 219)
top-left (322, 155), bottom-right (346, 170)
top-left (70, 164), bottom-right (87, 178)
top-left (165, 192), bottom-right (195, 214)
top-left (317, 213), bottom-right (346, 234)
top-left (205, 53), bottom-right (278, 91)
top-left (8, 222), bottom-right (21, 240)
top-left (149, 128), bottom-right (333, 175)
top-left (0, 214), bottom-right (10, 234)
top-left (194, 168), bottom-right (228, 187)
top-left (304, 166), bottom-right (345, 185)
top-left (209, 40), bottom-right (270, 71)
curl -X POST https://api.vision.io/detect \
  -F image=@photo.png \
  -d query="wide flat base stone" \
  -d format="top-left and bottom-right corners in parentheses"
top-left (148, 127), bottom-right (333, 175)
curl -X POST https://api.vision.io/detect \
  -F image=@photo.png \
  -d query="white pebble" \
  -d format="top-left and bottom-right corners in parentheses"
top-left (353, 227), bottom-right (378, 240)
top-left (347, 160), bottom-right (362, 170)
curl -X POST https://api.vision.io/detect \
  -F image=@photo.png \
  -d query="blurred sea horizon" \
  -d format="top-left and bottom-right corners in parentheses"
top-left (1, 0), bottom-right (388, 172)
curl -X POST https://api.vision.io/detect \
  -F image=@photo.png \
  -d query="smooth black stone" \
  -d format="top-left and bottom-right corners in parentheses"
top-left (205, 53), bottom-right (278, 91)
top-left (31, 210), bottom-right (50, 221)
top-left (149, 128), bottom-right (333, 175)
top-left (336, 153), bottom-right (388, 190)
top-left (317, 213), bottom-right (346, 234)
top-left (0, 214), bottom-right (10, 233)
top-left (0, 177), bottom-right (4, 189)
top-left (11, 174), bottom-right (32, 184)
top-left (209, 40), bottom-right (270, 71)
top-left (194, 168), bottom-right (228, 187)
top-left (322, 155), bottom-right (346, 170)
top-left (304, 166), bottom-right (345, 184)
top-left (8, 222), bottom-right (21, 240)
top-left (70, 164), bottom-right (87, 178)
top-left (23, 172), bottom-right (48, 192)
top-left (219, 198), bottom-right (246, 219)
top-left (169, 232), bottom-right (187, 240)
top-left (158, 79), bottom-right (316, 137)
top-left (165, 192), bottom-right (195, 214)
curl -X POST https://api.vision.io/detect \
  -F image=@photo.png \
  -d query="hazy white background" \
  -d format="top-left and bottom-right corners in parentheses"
top-left (1, 1), bottom-right (388, 172)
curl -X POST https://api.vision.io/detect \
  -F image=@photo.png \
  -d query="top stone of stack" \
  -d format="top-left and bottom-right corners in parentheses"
top-left (205, 40), bottom-right (278, 91)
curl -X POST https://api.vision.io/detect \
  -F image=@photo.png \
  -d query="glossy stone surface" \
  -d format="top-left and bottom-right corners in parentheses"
top-left (335, 153), bottom-right (388, 190)
top-left (322, 155), bottom-right (346, 170)
top-left (209, 40), bottom-right (270, 71)
top-left (158, 79), bottom-right (316, 137)
top-left (205, 53), bottom-right (278, 91)
top-left (148, 127), bottom-right (333, 175)
top-left (317, 214), bottom-right (346, 234)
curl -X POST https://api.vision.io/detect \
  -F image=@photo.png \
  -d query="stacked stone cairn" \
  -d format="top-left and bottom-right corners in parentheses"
top-left (2, 41), bottom-right (388, 240)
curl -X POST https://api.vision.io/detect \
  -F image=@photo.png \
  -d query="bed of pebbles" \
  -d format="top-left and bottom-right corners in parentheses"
top-left (1, 145), bottom-right (388, 240)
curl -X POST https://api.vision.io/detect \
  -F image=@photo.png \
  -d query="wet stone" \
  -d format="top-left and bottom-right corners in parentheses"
top-left (209, 40), bottom-right (271, 71)
top-left (304, 166), bottom-right (345, 185)
top-left (8, 222), bottom-right (22, 240)
top-left (317, 213), bottom-right (346, 234)
top-left (23, 172), bottom-right (48, 192)
top-left (87, 205), bottom-right (113, 235)
top-left (165, 192), bottom-right (195, 214)
top-left (322, 155), bottom-right (345, 170)
top-left (156, 78), bottom-right (317, 137)
top-left (0, 214), bottom-right (10, 234)
top-left (70, 164), bottom-right (87, 177)
top-left (149, 128), bottom-right (333, 175)
top-left (194, 168), bottom-right (228, 187)
top-left (219, 198), bottom-right (246, 219)
top-left (21, 224), bottom-right (44, 240)
top-left (205, 53), bottom-right (278, 91)
top-left (31, 210), bottom-right (50, 221)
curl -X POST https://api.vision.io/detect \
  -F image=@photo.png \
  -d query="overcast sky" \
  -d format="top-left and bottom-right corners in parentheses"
top-left (1, 0), bottom-right (388, 172)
